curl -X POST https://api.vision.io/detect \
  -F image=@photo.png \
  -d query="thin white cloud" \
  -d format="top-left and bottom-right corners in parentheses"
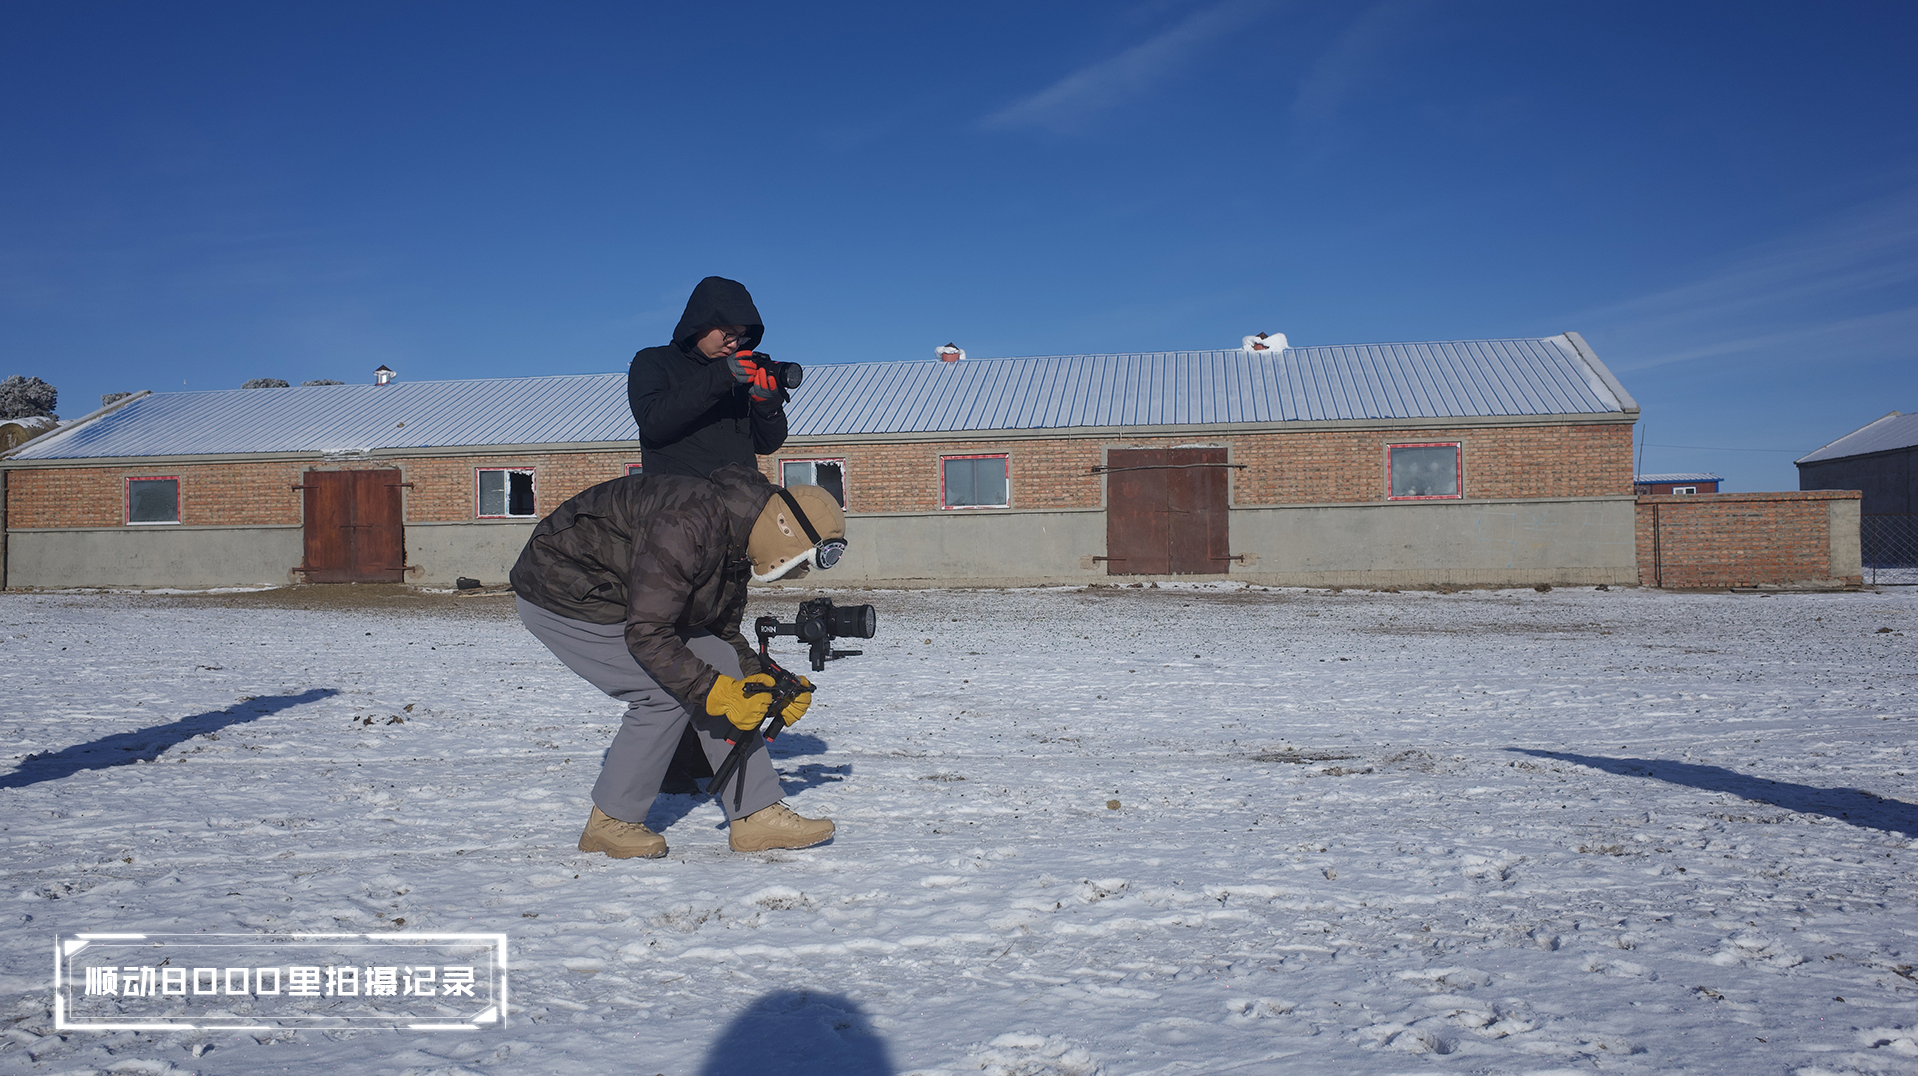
top-left (979, 0), bottom-right (1275, 133)
top-left (1291, 0), bottom-right (1432, 126)
top-left (1568, 190), bottom-right (1918, 374)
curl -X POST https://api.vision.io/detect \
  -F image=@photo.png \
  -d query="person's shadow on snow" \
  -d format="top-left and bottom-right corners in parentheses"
top-left (697, 990), bottom-right (896, 1076)
top-left (645, 731), bottom-right (847, 832)
top-left (0, 688), bottom-right (340, 789)
top-left (1508, 749), bottom-right (1918, 838)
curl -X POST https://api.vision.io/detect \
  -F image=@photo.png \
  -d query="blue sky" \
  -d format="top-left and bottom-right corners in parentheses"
top-left (3, 1), bottom-right (1913, 490)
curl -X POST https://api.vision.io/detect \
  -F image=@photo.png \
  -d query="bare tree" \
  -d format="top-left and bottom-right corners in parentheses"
top-left (241, 378), bottom-right (291, 389)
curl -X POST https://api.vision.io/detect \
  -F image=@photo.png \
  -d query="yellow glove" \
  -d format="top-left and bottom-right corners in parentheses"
top-left (706, 673), bottom-right (777, 731)
top-left (780, 677), bottom-right (814, 727)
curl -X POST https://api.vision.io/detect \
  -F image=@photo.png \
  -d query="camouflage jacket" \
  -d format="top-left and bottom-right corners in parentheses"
top-left (510, 464), bottom-right (774, 701)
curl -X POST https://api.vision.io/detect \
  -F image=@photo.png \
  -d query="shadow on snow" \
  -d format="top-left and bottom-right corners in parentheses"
top-left (698, 990), bottom-right (896, 1076)
top-left (1508, 749), bottom-right (1918, 838)
top-left (0, 689), bottom-right (341, 789)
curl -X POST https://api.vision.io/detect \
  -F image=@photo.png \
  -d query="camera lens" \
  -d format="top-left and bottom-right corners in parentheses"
top-left (779, 362), bottom-right (803, 390)
top-left (828, 603), bottom-right (877, 639)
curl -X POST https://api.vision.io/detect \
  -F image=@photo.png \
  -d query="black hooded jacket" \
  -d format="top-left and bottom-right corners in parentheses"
top-left (627, 277), bottom-right (788, 479)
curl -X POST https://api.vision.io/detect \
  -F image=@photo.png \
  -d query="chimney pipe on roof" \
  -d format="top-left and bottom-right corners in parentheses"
top-left (936, 343), bottom-right (965, 362)
top-left (374, 365), bottom-right (396, 386)
top-left (1241, 332), bottom-right (1288, 353)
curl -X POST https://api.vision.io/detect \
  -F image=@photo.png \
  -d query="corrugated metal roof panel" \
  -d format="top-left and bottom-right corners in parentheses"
top-left (782, 335), bottom-right (1625, 436)
top-left (1635, 473), bottom-right (1723, 484)
top-left (10, 334), bottom-right (1631, 461)
top-left (11, 374), bottom-right (641, 460)
top-left (1796, 411), bottom-right (1918, 464)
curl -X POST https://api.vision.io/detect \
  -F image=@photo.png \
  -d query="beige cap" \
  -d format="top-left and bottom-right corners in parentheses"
top-left (749, 485), bottom-right (846, 582)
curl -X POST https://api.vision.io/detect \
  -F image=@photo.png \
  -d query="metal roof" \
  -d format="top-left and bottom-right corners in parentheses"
top-left (1635, 473), bottom-right (1722, 484)
top-left (1796, 411), bottom-right (1918, 464)
top-left (785, 334), bottom-right (1631, 436)
top-left (8, 333), bottom-right (1635, 462)
top-left (9, 374), bottom-right (639, 460)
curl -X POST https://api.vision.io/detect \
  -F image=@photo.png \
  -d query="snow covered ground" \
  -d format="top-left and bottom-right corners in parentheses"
top-left (1, 582), bottom-right (1915, 1076)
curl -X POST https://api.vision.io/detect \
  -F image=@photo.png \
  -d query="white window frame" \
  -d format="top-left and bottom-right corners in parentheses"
top-left (126, 475), bottom-right (182, 525)
top-left (940, 453), bottom-right (1010, 510)
top-left (1386, 442), bottom-right (1463, 501)
top-left (780, 458), bottom-right (847, 506)
top-left (476, 467), bottom-right (537, 519)
top-left (1671, 486), bottom-right (1697, 495)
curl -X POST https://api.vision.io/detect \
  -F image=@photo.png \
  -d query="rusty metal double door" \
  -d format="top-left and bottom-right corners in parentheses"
top-left (1103, 448), bottom-right (1231, 575)
top-left (299, 469), bottom-right (406, 583)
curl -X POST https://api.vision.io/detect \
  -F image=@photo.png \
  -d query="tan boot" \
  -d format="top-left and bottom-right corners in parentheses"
top-left (728, 802), bottom-right (835, 852)
top-left (578, 805), bottom-right (667, 859)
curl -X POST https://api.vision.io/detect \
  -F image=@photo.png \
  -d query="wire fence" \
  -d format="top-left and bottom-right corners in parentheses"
top-left (1864, 514), bottom-right (1918, 586)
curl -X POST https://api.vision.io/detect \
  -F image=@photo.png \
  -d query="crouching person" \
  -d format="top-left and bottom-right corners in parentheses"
top-left (509, 462), bottom-right (846, 858)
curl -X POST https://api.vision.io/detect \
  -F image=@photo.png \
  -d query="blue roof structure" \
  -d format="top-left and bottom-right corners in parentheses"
top-left (1797, 411), bottom-right (1918, 464)
top-left (1635, 472), bottom-right (1722, 484)
top-left (8, 333), bottom-right (1634, 462)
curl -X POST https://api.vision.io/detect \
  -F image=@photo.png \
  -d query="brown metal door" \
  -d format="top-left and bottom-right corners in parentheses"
top-left (1104, 448), bottom-right (1230, 575)
top-left (301, 470), bottom-right (406, 582)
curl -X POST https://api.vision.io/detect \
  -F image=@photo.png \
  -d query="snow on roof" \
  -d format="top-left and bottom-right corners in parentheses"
top-left (1796, 411), bottom-right (1918, 464)
top-left (8, 334), bottom-right (1635, 461)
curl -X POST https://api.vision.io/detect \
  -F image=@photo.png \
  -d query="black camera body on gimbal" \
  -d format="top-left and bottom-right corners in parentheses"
top-left (754, 597), bottom-right (877, 672)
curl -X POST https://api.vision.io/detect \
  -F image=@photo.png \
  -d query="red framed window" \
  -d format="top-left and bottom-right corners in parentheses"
top-left (126, 476), bottom-right (181, 524)
top-left (1387, 443), bottom-right (1462, 500)
top-left (626, 463), bottom-right (644, 476)
top-left (477, 468), bottom-right (536, 518)
top-left (780, 458), bottom-right (846, 506)
top-left (941, 454), bottom-right (1009, 509)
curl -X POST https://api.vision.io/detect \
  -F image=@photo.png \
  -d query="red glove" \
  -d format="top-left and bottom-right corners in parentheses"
top-left (733, 351), bottom-right (781, 400)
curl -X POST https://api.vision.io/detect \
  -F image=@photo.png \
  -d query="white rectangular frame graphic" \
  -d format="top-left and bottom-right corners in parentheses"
top-left (54, 932), bottom-right (509, 1031)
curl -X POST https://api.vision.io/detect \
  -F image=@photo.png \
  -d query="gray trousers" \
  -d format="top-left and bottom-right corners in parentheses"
top-left (516, 597), bottom-right (783, 824)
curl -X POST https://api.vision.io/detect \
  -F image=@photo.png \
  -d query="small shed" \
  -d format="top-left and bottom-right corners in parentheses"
top-left (1634, 472), bottom-right (1722, 495)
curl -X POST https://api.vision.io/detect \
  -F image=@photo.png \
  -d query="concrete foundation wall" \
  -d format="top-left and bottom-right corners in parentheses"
top-left (8, 497), bottom-right (1643, 590)
top-left (8, 526), bottom-right (304, 588)
top-left (822, 509), bottom-right (1109, 586)
top-left (780, 496), bottom-right (1638, 588)
top-left (1225, 496), bottom-right (1638, 588)
top-left (406, 520), bottom-right (538, 587)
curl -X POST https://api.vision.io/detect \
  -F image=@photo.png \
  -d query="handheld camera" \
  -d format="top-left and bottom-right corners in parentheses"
top-left (755, 597), bottom-right (877, 672)
top-left (734, 350), bottom-right (803, 390)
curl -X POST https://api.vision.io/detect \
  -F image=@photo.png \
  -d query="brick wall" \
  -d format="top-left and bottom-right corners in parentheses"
top-left (7, 421), bottom-right (1630, 529)
top-left (1636, 491), bottom-right (1862, 588)
top-left (6, 451), bottom-right (643, 529)
top-left (775, 422), bottom-right (1631, 512)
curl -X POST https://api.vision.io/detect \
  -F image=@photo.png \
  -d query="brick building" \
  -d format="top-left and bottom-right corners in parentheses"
top-left (0, 376), bottom-right (649, 588)
top-left (767, 333), bottom-right (1641, 587)
top-left (0, 333), bottom-right (1669, 589)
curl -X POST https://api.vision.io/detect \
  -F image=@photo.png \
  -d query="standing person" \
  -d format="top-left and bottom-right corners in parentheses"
top-left (628, 276), bottom-right (790, 479)
top-left (628, 276), bottom-right (797, 793)
top-left (509, 463), bottom-right (848, 858)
